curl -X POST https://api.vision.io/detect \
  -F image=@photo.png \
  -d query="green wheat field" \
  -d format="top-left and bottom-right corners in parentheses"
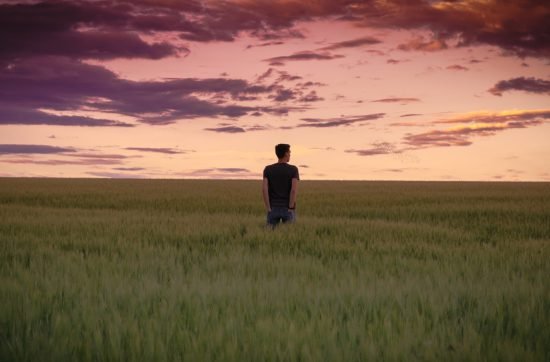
top-left (1, 178), bottom-right (549, 361)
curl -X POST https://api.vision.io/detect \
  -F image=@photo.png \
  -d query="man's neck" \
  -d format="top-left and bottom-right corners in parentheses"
top-left (277, 159), bottom-right (287, 164)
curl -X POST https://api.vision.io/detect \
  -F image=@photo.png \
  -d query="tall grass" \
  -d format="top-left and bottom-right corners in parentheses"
top-left (1, 178), bottom-right (549, 361)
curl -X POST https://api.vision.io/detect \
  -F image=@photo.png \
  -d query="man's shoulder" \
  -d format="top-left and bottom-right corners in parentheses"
top-left (264, 163), bottom-right (299, 172)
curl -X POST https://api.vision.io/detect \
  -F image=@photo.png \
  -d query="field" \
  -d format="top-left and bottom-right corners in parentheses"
top-left (0, 178), bottom-right (549, 361)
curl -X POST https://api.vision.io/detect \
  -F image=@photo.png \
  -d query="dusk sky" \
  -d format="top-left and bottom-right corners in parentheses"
top-left (1, 0), bottom-right (549, 180)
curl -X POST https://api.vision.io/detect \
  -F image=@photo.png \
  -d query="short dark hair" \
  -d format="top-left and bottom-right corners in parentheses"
top-left (275, 144), bottom-right (290, 159)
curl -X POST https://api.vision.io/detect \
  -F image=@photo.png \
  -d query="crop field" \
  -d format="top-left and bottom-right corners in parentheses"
top-left (0, 178), bottom-right (549, 361)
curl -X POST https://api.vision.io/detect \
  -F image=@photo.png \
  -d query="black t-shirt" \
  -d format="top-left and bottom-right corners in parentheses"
top-left (263, 163), bottom-right (300, 208)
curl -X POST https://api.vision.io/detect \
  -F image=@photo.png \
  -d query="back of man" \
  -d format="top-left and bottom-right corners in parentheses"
top-left (262, 144), bottom-right (299, 227)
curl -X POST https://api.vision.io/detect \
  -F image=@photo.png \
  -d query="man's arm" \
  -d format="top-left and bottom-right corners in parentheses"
top-left (262, 177), bottom-right (271, 212)
top-left (289, 178), bottom-right (298, 209)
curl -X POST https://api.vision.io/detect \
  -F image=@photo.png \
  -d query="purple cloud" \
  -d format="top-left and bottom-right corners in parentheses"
top-left (177, 167), bottom-right (260, 179)
top-left (0, 56), bottom-right (296, 126)
top-left (346, 142), bottom-right (398, 156)
top-left (0, 1), bottom-right (184, 62)
top-left (372, 98), bottom-right (420, 104)
top-left (2, 0), bottom-right (549, 64)
top-left (0, 144), bottom-right (75, 154)
top-left (265, 51), bottom-right (344, 65)
top-left (488, 77), bottom-right (550, 96)
top-left (204, 126), bottom-right (246, 133)
top-left (0, 106), bottom-right (134, 127)
top-left (299, 91), bottom-right (324, 102)
top-left (298, 113), bottom-right (385, 128)
top-left (320, 36), bottom-right (382, 50)
top-left (125, 147), bottom-right (188, 154)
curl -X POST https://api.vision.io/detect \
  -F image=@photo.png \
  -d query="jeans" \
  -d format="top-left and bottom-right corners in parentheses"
top-left (266, 207), bottom-right (295, 227)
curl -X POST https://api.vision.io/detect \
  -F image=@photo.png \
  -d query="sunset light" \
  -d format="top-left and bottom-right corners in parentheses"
top-left (1, 0), bottom-right (549, 180)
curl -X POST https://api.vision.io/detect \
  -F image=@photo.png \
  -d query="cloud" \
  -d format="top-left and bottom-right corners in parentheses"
top-left (125, 147), bottom-right (188, 154)
top-left (113, 167), bottom-right (146, 171)
top-left (0, 146), bottom-right (143, 166)
top-left (345, 142), bottom-right (398, 156)
top-left (0, 1), bottom-right (184, 62)
top-left (1, 157), bottom-right (125, 166)
top-left (204, 126), bottom-right (246, 133)
top-left (0, 106), bottom-right (134, 127)
top-left (387, 58), bottom-right (409, 64)
top-left (64, 153), bottom-right (132, 160)
top-left (348, 109), bottom-right (550, 156)
top-left (299, 90), bottom-right (324, 102)
top-left (372, 98), bottom-right (420, 104)
top-left (320, 36), bottom-right (382, 50)
top-left (398, 36), bottom-right (448, 52)
top-left (404, 109), bottom-right (550, 149)
top-left (246, 41), bottom-right (285, 49)
top-left (447, 64), bottom-right (469, 71)
top-left (177, 167), bottom-right (261, 179)
top-left (488, 77), bottom-right (550, 96)
top-left (403, 129), bottom-right (475, 148)
top-left (264, 51), bottom-right (344, 65)
top-left (434, 109), bottom-right (550, 126)
top-left (0, 56), bottom-right (296, 126)
top-left (0, 144), bottom-right (75, 154)
top-left (2, 0), bottom-right (549, 65)
top-left (204, 123), bottom-right (272, 133)
top-left (400, 113), bottom-right (422, 117)
top-left (86, 171), bottom-right (146, 179)
top-left (298, 113), bottom-right (385, 128)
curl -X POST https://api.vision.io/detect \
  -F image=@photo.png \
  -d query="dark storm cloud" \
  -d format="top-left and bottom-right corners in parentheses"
top-left (488, 77), bottom-right (550, 96)
top-left (0, 144), bottom-right (75, 154)
top-left (298, 113), bottom-right (385, 128)
top-left (0, 56), bottom-right (294, 126)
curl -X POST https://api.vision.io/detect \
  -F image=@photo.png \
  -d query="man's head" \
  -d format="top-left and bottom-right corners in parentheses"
top-left (275, 143), bottom-right (291, 162)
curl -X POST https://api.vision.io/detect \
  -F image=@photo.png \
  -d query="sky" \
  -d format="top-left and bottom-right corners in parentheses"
top-left (1, 0), bottom-right (549, 181)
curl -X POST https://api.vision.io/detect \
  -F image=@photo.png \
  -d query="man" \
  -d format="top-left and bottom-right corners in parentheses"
top-left (262, 144), bottom-right (299, 228)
